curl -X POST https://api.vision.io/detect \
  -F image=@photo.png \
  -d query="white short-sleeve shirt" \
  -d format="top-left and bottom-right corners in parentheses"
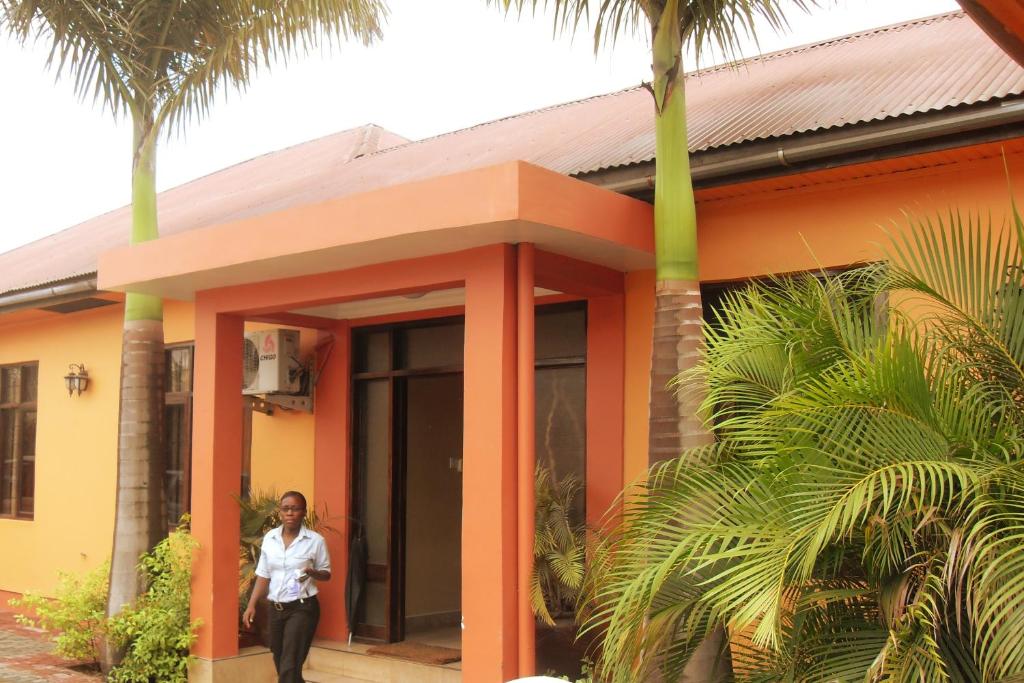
top-left (255, 525), bottom-right (331, 603)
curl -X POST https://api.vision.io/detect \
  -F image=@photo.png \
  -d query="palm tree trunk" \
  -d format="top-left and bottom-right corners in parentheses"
top-left (647, 2), bottom-right (732, 680)
top-left (647, 0), bottom-right (706, 464)
top-left (103, 110), bottom-right (166, 671)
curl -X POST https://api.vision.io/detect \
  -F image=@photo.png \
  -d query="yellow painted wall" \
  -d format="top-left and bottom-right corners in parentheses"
top-left (165, 299), bottom-right (197, 344)
top-left (0, 302), bottom-right (318, 597)
top-left (0, 304), bottom-right (123, 595)
top-left (246, 325), bottom-right (318, 499)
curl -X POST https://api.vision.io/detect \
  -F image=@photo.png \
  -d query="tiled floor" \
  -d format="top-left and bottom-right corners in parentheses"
top-left (0, 607), bottom-right (101, 682)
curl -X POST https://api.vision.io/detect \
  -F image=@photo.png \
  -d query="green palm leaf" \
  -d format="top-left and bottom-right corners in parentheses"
top-left (583, 193), bottom-right (1024, 681)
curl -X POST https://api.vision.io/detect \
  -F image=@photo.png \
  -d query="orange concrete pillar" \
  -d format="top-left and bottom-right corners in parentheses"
top-left (312, 321), bottom-right (352, 641)
top-left (191, 305), bottom-right (244, 659)
top-left (623, 270), bottom-right (655, 484)
top-left (587, 294), bottom-right (626, 526)
top-left (463, 244), bottom-right (519, 682)
top-left (516, 243), bottom-right (536, 676)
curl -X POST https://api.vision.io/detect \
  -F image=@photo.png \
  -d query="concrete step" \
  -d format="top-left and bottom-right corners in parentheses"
top-left (303, 669), bottom-right (374, 683)
top-left (305, 640), bottom-right (461, 683)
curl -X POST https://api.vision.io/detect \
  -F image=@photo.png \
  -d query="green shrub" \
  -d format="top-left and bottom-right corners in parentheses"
top-left (9, 560), bottom-right (109, 665)
top-left (107, 521), bottom-right (200, 683)
top-left (9, 521), bottom-right (199, 681)
top-left (532, 464), bottom-right (586, 626)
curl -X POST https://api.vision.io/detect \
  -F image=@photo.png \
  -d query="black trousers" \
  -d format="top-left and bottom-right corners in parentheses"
top-left (268, 595), bottom-right (320, 683)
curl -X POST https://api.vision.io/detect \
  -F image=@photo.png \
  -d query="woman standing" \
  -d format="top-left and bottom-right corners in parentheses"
top-left (243, 491), bottom-right (331, 683)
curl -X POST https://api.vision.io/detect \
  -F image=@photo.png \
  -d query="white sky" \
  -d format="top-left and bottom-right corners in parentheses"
top-left (0, 0), bottom-right (958, 254)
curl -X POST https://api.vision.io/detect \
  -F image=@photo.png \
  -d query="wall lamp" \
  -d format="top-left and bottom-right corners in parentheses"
top-left (64, 363), bottom-right (90, 397)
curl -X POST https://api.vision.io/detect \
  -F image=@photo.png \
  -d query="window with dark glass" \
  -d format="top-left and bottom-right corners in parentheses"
top-left (164, 343), bottom-right (256, 529)
top-left (165, 345), bottom-right (194, 529)
top-left (0, 363), bottom-right (38, 519)
top-left (535, 303), bottom-right (587, 524)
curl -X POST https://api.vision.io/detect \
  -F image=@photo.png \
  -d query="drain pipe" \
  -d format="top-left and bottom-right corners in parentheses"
top-left (516, 243), bottom-right (537, 677)
top-left (588, 98), bottom-right (1024, 194)
top-left (0, 276), bottom-right (98, 315)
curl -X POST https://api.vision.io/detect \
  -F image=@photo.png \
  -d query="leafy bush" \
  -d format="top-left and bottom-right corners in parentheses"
top-left (9, 560), bottom-right (109, 665)
top-left (10, 522), bottom-right (198, 681)
top-left (552, 659), bottom-right (594, 682)
top-left (584, 198), bottom-right (1024, 681)
top-left (532, 464), bottom-right (586, 626)
top-left (107, 521), bottom-right (200, 683)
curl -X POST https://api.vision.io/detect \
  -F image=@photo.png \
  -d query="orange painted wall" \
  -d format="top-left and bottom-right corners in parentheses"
top-left (623, 269), bottom-right (655, 484)
top-left (622, 148), bottom-right (1024, 481)
top-left (697, 152), bottom-right (1024, 282)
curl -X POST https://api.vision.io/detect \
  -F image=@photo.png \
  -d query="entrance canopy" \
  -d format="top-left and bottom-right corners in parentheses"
top-left (97, 161), bottom-right (653, 301)
top-left (96, 160), bottom-right (647, 682)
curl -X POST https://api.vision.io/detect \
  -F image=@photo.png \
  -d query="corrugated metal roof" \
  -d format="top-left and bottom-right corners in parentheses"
top-left (0, 124), bottom-right (408, 296)
top-left (2, 10), bottom-right (1022, 297)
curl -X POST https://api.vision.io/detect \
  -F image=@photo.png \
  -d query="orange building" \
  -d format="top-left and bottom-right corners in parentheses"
top-left (2, 11), bottom-right (1023, 683)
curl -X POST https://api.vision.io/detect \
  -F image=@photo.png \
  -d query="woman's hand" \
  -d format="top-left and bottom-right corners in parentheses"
top-left (243, 576), bottom-right (270, 628)
top-left (301, 567), bottom-right (331, 582)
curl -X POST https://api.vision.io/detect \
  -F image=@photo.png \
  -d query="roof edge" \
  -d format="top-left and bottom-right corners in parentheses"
top-left (581, 96), bottom-right (1024, 193)
top-left (0, 274), bottom-right (98, 314)
top-left (0, 123), bottom-right (410, 263)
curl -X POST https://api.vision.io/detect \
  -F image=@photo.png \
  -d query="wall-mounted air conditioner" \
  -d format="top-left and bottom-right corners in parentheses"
top-left (242, 329), bottom-right (301, 395)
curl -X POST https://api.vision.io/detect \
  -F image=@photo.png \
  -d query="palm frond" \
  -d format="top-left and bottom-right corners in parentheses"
top-left (492, 0), bottom-right (816, 59)
top-left (583, 191), bottom-right (1024, 679)
top-left (2, 0), bottom-right (387, 132)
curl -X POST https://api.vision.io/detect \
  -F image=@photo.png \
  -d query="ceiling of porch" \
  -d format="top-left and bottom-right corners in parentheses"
top-left (290, 286), bottom-right (560, 320)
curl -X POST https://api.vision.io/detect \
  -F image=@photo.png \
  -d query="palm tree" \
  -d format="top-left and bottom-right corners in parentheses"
top-left (583, 201), bottom-right (1024, 681)
top-left (495, 0), bottom-right (809, 677)
top-left (0, 0), bottom-right (386, 668)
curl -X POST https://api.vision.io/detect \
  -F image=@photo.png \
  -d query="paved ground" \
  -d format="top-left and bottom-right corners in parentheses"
top-left (0, 604), bottom-right (102, 682)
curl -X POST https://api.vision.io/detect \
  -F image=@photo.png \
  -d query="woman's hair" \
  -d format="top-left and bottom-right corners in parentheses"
top-left (280, 490), bottom-right (308, 510)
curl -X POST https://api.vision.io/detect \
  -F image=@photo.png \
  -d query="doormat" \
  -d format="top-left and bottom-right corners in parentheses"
top-left (365, 641), bottom-right (462, 665)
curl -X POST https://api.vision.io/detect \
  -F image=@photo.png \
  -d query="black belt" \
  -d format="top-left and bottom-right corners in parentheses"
top-left (270, 595), bottom-right (318, 611)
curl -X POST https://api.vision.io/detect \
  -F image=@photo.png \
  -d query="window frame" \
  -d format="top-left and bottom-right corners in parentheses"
top-left (0, 361), bottom-right (39, 520)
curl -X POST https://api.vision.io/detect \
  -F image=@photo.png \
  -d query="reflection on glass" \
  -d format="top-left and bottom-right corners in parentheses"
top-left (356, 379), bottom-right (390, 627)
top-left (536, 308), bottom-right (586, 360)
top-left (1, 369), bottom-right (16, 405)
top-left (164, 405), bottom-right (186, 528)
top-left (20, 366), bottom-right (37, 403)
top-left (355, 332), bottom-right (390, 373)
top-left (19, 411), bottom-right (36, 515)
top-left (166, 348), bottom-right (193, 394)
top-left (19, 455), bottom-right (33, 515)
top-left (399, 324), bottom-right (464, 370)
top-left (405, 375), bottom-right (463, 631)
top-left (20, 410), bottom-right (35, 458)
top-left (0, 409), bottom-right (13, 515)
top-left (535, 366), bottom-right (586, 523)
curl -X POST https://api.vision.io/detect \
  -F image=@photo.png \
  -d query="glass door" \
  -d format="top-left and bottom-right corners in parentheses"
top-left (352, 376), bottom-right (401, 641)
top-left (351, 319), bottom-right (465, 643)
